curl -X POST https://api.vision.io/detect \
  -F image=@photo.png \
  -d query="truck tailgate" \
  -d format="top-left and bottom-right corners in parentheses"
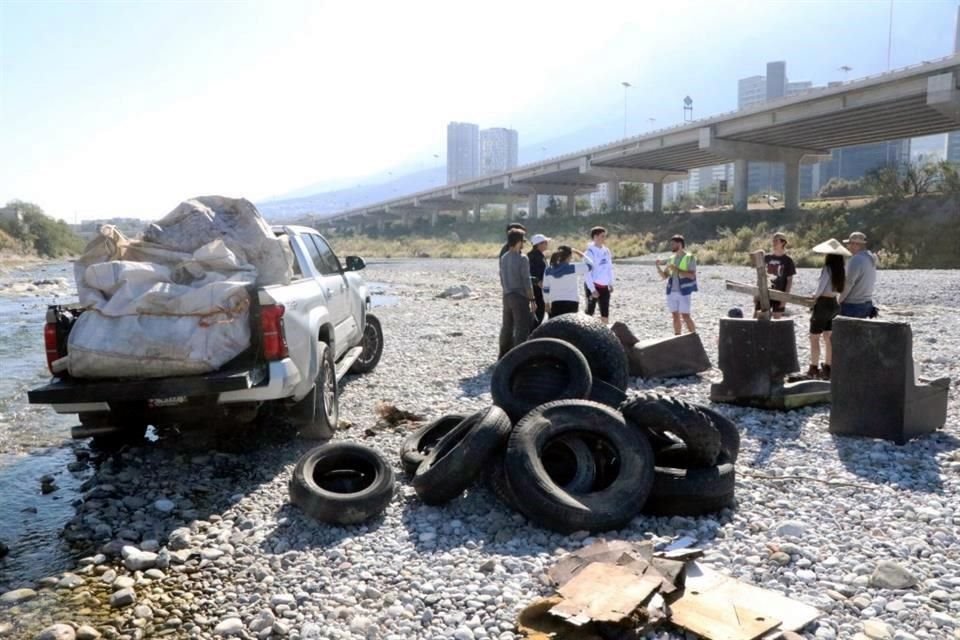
top-left (28, 363), bottom-right (268, 405)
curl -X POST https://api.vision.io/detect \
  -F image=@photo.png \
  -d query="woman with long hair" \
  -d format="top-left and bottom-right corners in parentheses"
top-left (807, 239), bottom-right (850, 380)
top-left (542, 245), bottom-right (592, 318)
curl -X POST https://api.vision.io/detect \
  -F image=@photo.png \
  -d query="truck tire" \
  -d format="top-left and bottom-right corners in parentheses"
top-left (491, 338), bottom-right (592, 422)
top-left (413, 406), bottom-right (511, 505)
top-left (695, 404), bottom-right (741, 463)
top-left (504, 400), bottom-right (655, 533)
top-left (641, 453), bottom-right (736, 517)
top-left (79, 412), bottom-right (147, 449)
top-left (289, 442), bottom-right (395, 525)
top-left (400, 413), bottom-right (468, 476)
top-left (587, 379), bottom-right (627, 408)
top-left (620, 392), bottom-right (720, 468)
top-left (293, 342), bottom-right (338, 440)
top-left (529, 314), bottom-right (629, 392)
top-left (349, 314), bottom-right (384, 374)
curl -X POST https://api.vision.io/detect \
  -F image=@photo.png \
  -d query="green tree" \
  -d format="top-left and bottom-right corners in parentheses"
top-left (0, 200), bottom-right (85, 257)
top-left (619, 182), bottom-right (648, 212)
top-left (939, 161), bottom-right (960, 196)
top-left (545, 196), bottom-right (562, 216)
top-left (576, 197), bottom-right (591, 213)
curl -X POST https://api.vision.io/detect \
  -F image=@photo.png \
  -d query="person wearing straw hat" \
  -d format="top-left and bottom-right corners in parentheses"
top-left (806, 238), bottom-right (851, 380)
top-left (839, 231), bottom-right (878, 318)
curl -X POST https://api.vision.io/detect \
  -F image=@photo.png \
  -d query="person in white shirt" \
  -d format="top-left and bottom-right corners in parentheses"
top-left (542, 246), bottom-right (593, 317)
top-left (583, 226), bottom-right (614, 324)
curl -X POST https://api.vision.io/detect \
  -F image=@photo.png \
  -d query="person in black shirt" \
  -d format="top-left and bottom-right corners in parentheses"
top-left (527, 233), bottom-right (550, 327)
top-left (755, 231), bottom-right (796, 319)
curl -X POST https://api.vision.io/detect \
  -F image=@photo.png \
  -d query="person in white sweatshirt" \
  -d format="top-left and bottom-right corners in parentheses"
top-left (583, 226), bottom-right (614, 324)
top-left (542, 246), bottom-right (593, 317)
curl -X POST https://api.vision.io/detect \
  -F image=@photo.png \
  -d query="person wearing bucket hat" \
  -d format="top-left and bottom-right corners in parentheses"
top-left (805, 239), bottom-right (850, 380)
top-left (527, 233), bottom-right (550, 327)
top-left (839, 231), bottom-right (878, 318)
top-left (755, 231), bottom-right (796, 319)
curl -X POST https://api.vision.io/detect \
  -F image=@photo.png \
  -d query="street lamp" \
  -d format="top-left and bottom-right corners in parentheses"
top-left (621, 81), bottom-right (632, 138)
top-left (839, 65), bottom-right (852, 81)
top-left (648, 117), bottom-right (656, 130)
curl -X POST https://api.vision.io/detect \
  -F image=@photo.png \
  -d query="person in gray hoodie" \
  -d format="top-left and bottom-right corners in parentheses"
top-left (839, 231), bottom-right (878, 318)
top-left (498, 230), bottom-right (536, 359)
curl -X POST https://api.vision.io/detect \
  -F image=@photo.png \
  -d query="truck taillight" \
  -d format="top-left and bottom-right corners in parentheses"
top-left (260, 304), bottom-right (289, 361)
top-left (44, 322), bottom-right (62, 375)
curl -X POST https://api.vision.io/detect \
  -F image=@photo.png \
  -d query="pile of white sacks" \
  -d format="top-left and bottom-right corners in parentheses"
top-left (63, 196), bottom-right (293, 379)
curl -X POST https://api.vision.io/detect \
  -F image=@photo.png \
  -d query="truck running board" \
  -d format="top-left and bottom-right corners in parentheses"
top-left (335, 346), bottom-right (364, 382)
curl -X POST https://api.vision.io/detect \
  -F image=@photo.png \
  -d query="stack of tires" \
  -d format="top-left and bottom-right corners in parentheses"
top-left (402, 314), bottom-right (740, 533)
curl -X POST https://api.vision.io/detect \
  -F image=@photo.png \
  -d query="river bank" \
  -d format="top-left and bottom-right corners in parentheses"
top-left (0, 259), bottom-right (958, 639)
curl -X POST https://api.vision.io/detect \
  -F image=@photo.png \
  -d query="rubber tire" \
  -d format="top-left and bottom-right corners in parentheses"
top-left (488, 454), bottom-right (522, 512)
top-left (413, 406), bottom-right (512, 505)
top-left (620, 392), bottom-right (720, 468)
top-left (642, 452), bottom-right (736, 517)
top-left (349, 314), bottom-right (383, 374)
top-left (529, 314), bottom-right (630, 392)
top-left (540, 435), bottom-right (597, 494)
top-left (491, 338), bottom-right (592, 422)
top-left (289, 442), bottom-right (395, 525)
top-left (588, 379), bottom-right (627, 408)
top-left (293, 342), bottom-right (338, 440)
top-left (400, 414), bottom-right (468, 476)
top-left (695, 404), bottom-right (741, 463)
top-left (505, 400), bottom-right (655, 533)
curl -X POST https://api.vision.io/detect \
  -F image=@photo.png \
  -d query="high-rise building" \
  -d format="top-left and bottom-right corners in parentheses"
top-left (786, 81), bottom-right (813, 97)
top-left (480, 128), bottom-right (519, 175)
top-left (446, 122), bottom-right (480, 184)
top-left (817, 140), bottom-right (912, 184)
top-left (738, 76), bottom-right (766, 109)
top-left (765, 61), bottom-right (787, 101)
top-left (946, 6), bottom-right (960, 164)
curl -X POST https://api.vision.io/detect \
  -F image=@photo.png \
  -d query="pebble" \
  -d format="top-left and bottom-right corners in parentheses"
top-left (37, 624), bottom-right (75, 640)
top-left (0, 588), bottom-right (37, 604)
top-left (76, 626), bottom-right (101, 640)
top-left (153, 499), bottom-right (175, 513)
top-left (869, 561), bottom-right (918, 589)
top-left (864, 619), bottom-right (893, 640)
top-left (213, 617), bottom-right (245, 637)
top-left (109, 588), bottom-right (136, 608)
top-left (775, 520), bottom-right (808, 538)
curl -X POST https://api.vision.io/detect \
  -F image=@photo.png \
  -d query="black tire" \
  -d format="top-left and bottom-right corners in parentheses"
top-left (349, 314), bottom-right (383, 374)
top-left (413, 406), bottom-right (512, 505)
top-left (540, 435), bottom-right (597, 494)
top-left (529, 314), bottom-right (629, 392)
top-left (292, 342), bottom-right (338, 439)
top-left (488, 454), bottom-right (522, 512)
top-left (491, 338), bottom-right (592, 422)
top-left (620, 392), bottom-right (720, 468)
top-left (642, 453), bottom-right (736, 517)
top-left (505, 400), bottom-right (655, 533)
top-left (653, 442), bottom-right (690, 468)
top-left (289, 443), bottom-right (395, 525)
top-left (400, 414), bottom-right (468, 476)
top-left (587, 379), bottom-right (627, 408)
top-left (695, 405), bottom-right (741, 463)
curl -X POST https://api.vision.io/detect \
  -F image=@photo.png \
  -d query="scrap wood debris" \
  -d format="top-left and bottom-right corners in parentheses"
top-left (519, 539), bottom-right (821, 640)
top-left (374, 402), bottom-right (425, 427)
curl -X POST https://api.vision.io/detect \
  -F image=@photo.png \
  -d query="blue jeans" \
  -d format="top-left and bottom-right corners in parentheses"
top-left (840, 301), bottom-right (874, 318)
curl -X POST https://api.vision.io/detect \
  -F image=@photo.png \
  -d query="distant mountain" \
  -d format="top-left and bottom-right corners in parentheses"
top-left (254, 115), bottom-right (627, 223)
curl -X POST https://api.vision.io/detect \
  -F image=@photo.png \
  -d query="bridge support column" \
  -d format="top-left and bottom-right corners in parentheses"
top-left (430, 210), bottom-right (438, 227)
top-left (461, 208), bottom-right (470, 222)
top-left (506, 202), bottom-right (514, 219)
top-left (528, 192), bottom-right (539, 219)
top-left (651, 182), bottom-right (664, 215)
top-left (474, 201), bottom-right (483, 223)
top-left (376, 218), bottom-right (385, 232)
top-left (567, 195), bottom-right (576, 217)
top-left (605, 181), bottom-right (619, 210)
top-left (784, 157), bottom-right (800, 210)
top-left (734, 158), bottom-right (749, 212)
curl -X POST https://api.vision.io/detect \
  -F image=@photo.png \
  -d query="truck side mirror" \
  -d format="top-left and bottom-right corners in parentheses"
top-left (345, 256), bottom-right (366, 271)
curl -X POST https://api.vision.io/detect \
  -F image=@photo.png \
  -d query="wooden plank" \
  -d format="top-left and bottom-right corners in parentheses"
top-left (680, 563), bottom-right (821, 633)
top-left (551, 563), bottom-right (662, 626)
top-left (753, 250), bottom-right (771, 319)
top-left (670, 591), bottom-right (780, 640)
top-left (725, 280), bottom-right (817, 308)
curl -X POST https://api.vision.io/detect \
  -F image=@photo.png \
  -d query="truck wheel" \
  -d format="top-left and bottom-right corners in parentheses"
top-left (79, 412), bottom-right (147, 449)
top-left (349, 314), bottom-right (383, 374)
top-left (294, 342), bottom-right (338, 440)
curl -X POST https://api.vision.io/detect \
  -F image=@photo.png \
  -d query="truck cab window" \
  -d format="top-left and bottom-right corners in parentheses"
top-left (308, 235), bottom-right (342, 275)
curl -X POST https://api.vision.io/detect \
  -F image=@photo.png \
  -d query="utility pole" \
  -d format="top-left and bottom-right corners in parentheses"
top-left (621, 81), bottom-right (631, 138)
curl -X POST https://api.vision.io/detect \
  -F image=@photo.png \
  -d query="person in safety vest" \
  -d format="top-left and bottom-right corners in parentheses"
top-left (656, 234), bottom-right (698, 335)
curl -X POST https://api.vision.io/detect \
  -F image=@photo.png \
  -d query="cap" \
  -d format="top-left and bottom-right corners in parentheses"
top-left (530, 234), bottom-right (550, 245)
top-left (670, 234), bottom-right (685, 243)
top-left (773, 231), bottom-right (788, 245)
top-left (843, 231), bottom-right (867, 244)
top-left (811, 238), bottom-right (852, 257)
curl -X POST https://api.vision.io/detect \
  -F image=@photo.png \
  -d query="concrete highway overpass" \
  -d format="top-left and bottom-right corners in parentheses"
top-left (325, 53), bottom-right (960, 229)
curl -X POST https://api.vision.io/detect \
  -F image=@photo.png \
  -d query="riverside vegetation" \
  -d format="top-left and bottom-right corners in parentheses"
top-left (327, 193), bottom-right (960, 269)
top-left (0, 201), bottom-right (85, 259)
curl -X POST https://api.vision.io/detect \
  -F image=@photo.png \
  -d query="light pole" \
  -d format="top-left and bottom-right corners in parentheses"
top-left (839, 65), bottom-right (852, 81)
top-left (648, 117), bottom-right (656, 131)
top-left (621, 81), bottom-right (632, 138)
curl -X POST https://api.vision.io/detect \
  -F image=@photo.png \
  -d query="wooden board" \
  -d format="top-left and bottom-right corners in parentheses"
top-left (670, 591), bottom-right (780, 640)
top-left (725, 280), bottom-right (817, 308)
top-left (551, 563), bottom-right (662, 626)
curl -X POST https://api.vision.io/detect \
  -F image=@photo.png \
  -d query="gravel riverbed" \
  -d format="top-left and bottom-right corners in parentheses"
top-left (1, 258), bottom-right (959, 640)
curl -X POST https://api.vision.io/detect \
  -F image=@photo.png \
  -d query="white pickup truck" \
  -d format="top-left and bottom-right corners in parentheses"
top-left (28, 225), bottom-right (383, 442)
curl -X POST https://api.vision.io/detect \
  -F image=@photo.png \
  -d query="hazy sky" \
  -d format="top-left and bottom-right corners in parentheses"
top-left (1, 0), bottom-right (958, 221)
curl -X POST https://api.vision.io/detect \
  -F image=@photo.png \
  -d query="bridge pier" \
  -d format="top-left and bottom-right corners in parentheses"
top-left (733, 158), bottom-right (749, 212)
top-left (784, 158), bottom-right (800, 210)
top-left (605, 180), bottom-right (619, 210)
top-left (376, 218), bottom-right (385, 232)
top-left (651, 181), bottom-right (664, 214)
top-left (506, 202), bottom-right (514, 219)
top-left (430, 210), bottom-right (438, 227)
top-left (567, 195), bottom-right (576, 217)
top-left (527, 192), bottom-right (539, 219)
top-left (474, 201), bottom-right (483, 223)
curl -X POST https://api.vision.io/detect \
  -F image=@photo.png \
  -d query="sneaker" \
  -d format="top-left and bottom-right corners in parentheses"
top-left (821, 364), bottom-right (831, 380)
top-left (806, 365), bottom-right (820, 379)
